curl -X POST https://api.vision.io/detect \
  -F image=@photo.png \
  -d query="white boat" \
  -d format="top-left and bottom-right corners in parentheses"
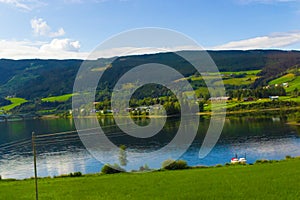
top-left (231, 154), bottom-right (247, 164)
top-left (239, 157), bottom-right (247, 163)
top-left (231, 157), bottom-right (239, 164)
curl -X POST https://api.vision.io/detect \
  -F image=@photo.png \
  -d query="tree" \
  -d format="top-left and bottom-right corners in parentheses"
top-left (119, 145), bottom-right (128, 166)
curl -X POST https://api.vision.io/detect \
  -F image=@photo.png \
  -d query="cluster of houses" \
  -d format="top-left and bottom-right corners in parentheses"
top-left (208, 96), bottom-right (231, 101)
top-left (125, 104), bottom-right (162, 112)
top-left (85, 93), bottom-right (282, 115)
top-left (207, 95), bottom-right (279, 102)
top-left (264, 82), bottom-right (289, 89)
top-left (125, 104), bottom-right (163, 114)
top-left (88, 104), bottom-right (164, 115)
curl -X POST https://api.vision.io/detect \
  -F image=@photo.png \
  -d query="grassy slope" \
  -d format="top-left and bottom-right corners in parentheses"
top-left (286, 76), bottom-right (300, 93)
top-left (190, 70), bottom-right (261, 86)
top-left (41, 94), bottom-right (73, 102)
top-left (182, 70), bottom-right (262, 98)
top-left (0, 98), bottom-right (27, 111)
top-left (0, 159), bottom-right (299, 200)
top-left (268, 68), bottom-right (300, 93)
top-left (269, 73), bottom-right (295, 85)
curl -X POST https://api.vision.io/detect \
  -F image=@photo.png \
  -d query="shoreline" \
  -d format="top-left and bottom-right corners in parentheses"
top-left (1, 156), bottom-right (299, 181)
top-left (38, 106), bottom-right (300, 119)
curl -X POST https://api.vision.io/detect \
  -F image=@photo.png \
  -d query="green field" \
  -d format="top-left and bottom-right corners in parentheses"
top-left (221, 69), bottom-right (261, 75)
top-left (221, 75), bottom-right (258, 85)
top-left (286, 76), bottom-right (300, 93)
top-left (189, 70), bottom-right (261, 86)
top-left (0, 158), bottom-right (299, 199)
top-left (204, 98), bottom-right (277, 112)
top-left (268, 69), bottom-right (300, 94)
top-left (217, 70), bottom-right (261, 86)
top-left (279, 96), bottom-right (300, 103)
top-left (0, 98), bottom-right (28, 111)
top-left (41, 94), bottom-right (73, 102)
top-left (269, 73), bottom-right (295, 85)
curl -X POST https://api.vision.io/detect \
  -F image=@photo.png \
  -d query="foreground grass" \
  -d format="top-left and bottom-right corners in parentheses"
top-left (0, 159), bottom-right (299, 199)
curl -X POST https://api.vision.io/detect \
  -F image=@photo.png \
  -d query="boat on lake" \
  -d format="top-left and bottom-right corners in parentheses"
top-left (231, 154), bottom-right (247, 164)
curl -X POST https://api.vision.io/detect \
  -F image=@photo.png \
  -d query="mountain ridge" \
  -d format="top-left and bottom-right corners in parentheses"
top-left (0, 50), bottom-right (299, 101)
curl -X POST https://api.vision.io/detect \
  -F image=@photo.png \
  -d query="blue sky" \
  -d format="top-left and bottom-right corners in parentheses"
top-left (1, 0), bottom-right (300, 59)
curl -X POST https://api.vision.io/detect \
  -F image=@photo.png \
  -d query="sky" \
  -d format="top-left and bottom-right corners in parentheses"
top-left (1, 0), bottom-right (300, 59)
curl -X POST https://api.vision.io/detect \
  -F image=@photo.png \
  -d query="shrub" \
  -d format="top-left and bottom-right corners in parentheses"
top-left (54, 172), bottom-right (82, 178)
top-left (162, 159), bottom-right (189, 170)
top-left (215, 164), bottom-right (223, 168)
top-left (54, 174), bottom-right (69, 178)
top-left (101, 164), bottom-right (125, 174)
top-left (285, 155), bottom-right (293, 160)
top-left (161, 159), bottom-right (175, 169)
top-left (70, 172), bottom-right (82, 177)
top-left (255, 159), bottom-right (269, 164)
top-left (139, 164), bottom-right (150, 172)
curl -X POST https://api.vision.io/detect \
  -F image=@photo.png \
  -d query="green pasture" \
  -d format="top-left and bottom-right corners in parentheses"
top-left (41, 94), bottom-right (73, 102)
top-left (0, 98), bottom-right (28, 112)
top-left (0, 158), bottom-right (299, 200)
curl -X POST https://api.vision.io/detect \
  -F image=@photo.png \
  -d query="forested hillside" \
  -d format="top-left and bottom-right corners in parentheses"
top-left (1, 50), bottom-right (300, 114)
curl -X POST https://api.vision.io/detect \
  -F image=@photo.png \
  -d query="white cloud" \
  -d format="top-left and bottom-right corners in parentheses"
top-left (0, 39), bottom-right (204, 60)
top-left (210, 31), bottom-right (300, 50)
top-left (40, 38), bottom-right (80, 52)
top-left (87, 45), bottom-right (203, 59)
top-left (0, 0), bottom-right (46, 11)
top-left (31, 18), bottom-right (65, 37)
top-left (0, 39), bottom-right (88, 59)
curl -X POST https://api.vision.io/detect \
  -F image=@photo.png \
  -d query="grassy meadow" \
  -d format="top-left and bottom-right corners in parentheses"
top-left (41, 93), bottom-right (73, 102)
top-left (0, 97), bottom-right (27, 112)
top-left (0, 158), bottom-right (299, 199)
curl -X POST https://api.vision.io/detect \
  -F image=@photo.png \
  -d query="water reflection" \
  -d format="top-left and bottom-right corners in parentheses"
top-left (0, 113), bottom-right (299, 179)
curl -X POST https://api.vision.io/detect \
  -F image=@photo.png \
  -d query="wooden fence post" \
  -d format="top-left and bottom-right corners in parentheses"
top-left (32, 132), bottom-right (38, 200)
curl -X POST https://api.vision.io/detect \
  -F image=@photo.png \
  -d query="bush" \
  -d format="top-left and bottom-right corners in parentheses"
top-left (54, 172), bottom-right (82, 178)
top-left (285, 155), bottom-right (293, 160)
top-left (255, 159), bottom-right (269, 164)
top-left (162, 159), bottom-right (189, 170)
top-left (139, 164), bottom-right (150, 172)
top-left (54, 174), bottom-right (69, 178)
top-left (101, 164), bottom-right (125, 174)
top-left (70, 172), bottom-right (82, 177)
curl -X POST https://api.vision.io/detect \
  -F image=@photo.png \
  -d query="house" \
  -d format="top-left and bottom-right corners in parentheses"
top-left (269, 96), bottom-right (279, 101)
top-left (209, 96), bottom-right (231, 101)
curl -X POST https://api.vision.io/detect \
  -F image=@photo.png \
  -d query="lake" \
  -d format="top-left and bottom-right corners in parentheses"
top-left (0, 113), bottom-right (300, 179)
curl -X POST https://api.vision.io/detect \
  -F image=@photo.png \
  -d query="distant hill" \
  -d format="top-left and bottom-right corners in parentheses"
top-left (0, 50), bottom-right (300, 101)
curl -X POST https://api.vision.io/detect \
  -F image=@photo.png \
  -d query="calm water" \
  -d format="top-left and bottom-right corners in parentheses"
top-left (0, 113), bottom-right (300, 179)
